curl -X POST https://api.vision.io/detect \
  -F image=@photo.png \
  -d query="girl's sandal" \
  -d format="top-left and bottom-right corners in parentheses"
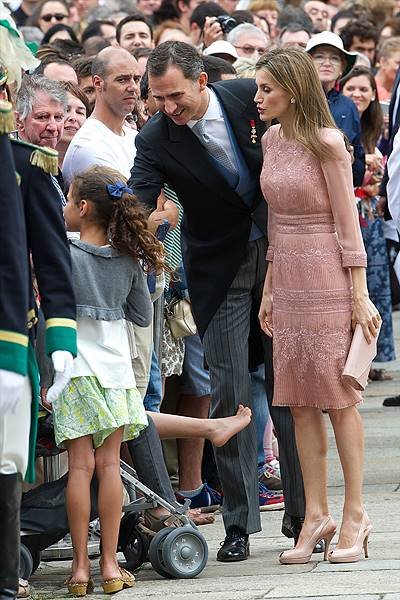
top-left (64, 576), bottom-right (94, 596)
top-left (102, 568), bottom-right (135, 594)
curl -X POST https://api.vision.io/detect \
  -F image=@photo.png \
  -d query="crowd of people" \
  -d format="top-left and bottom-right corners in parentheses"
top-left (0, 0), bottom-right (400, 596)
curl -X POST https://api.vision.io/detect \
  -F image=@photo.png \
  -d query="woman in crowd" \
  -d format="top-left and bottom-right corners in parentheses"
top-left (374, 37), bottom-right (400, 101)
top-left (57, 81), bottom-right (89, 169)
top-left (340, 65), bottom-right (396, 371)
top-left (255, 47), bottom-right (380, 564)
top-left (306, 31), bottom-right (365, 187)
top-left (27, 0), bottom-right (71, 34)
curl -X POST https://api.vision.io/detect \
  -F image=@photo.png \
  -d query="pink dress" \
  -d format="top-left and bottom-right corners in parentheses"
top-left (260, 125), bottom-right (367, 409)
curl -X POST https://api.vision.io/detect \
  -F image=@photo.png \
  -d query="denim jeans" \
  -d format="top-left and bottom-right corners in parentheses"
top-left (143, 350), bottom-right (162, 412)
top-left (250, 364), bottom-right (270, 469)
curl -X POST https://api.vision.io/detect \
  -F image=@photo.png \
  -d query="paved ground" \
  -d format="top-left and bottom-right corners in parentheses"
top-left (30, 313), bottom-right (400, 600)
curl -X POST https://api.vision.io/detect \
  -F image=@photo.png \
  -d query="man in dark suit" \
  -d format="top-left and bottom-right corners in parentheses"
top-left (130, 41), bottom-right (305, 561)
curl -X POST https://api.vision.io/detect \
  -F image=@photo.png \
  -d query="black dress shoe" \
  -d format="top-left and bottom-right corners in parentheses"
top-left (216, 528), bottom-right (249, 562)
top-left (383, 395), bottom-right (400, 406)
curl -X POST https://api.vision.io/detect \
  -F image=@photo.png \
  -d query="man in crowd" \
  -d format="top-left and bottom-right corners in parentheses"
top-left (340, 18), bottom-right (379, 66)
top-left (38, 58), bottom-right (79, 84)
top-left (136, 0), bottom-right (162, 20)
top-left (81, 19), bottom-right (117, 46)
top-left (130, 41), bottom-right (304, 562)
top-left (116, 14), bottom-right (154, 53)
top-left (278, 22), bottom-right (311, 49)
top-left (73, 56), bottom-right (95, 110)
top-left (304, 0), bottom-right (330, 32)
top-left (227, 23), bottom-right (270, 58)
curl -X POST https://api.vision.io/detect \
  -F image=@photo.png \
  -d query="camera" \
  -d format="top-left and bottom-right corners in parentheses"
top-left (216, 15), bottom-right (238, 34)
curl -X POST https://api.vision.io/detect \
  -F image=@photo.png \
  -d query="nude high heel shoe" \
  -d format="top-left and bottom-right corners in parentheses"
top-left (279, 516), bottom-right (336, 564)
top-left (328, 511), bottom-right (372, 563)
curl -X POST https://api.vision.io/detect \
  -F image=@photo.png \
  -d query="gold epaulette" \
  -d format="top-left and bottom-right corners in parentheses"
top-left (0, 99), bottom-right (15, 135)
top-left (11, 138), bottom-right (59, 175)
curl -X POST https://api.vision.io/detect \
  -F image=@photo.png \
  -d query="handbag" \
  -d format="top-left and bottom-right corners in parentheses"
top-left (342, 323), bottom-right (381, 391)
top-left (165, 297), bottom-right (197, 339)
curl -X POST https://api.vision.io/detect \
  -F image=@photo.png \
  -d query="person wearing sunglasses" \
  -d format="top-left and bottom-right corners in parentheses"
top-left (27, 0), bottom-right (70, 33)
top-left (227, 22), bottom-right (270, 58)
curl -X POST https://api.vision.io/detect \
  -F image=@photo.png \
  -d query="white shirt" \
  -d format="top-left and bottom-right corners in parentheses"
top-left (187, 88), bottom-right (235, 166)
top-left (388, 128), bottom-right (400, 235)
top-left (62, 118), bottom-right (137, 187)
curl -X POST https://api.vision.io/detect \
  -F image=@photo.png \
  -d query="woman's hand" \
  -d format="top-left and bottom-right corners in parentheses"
top-left (259, 292), bottom-right (273, 337)
top-left (351, 295), bottom-right (381, 343)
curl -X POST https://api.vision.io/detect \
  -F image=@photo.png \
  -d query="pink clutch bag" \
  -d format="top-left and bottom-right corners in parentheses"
top-left (342, 323), bottom-right (381, 391)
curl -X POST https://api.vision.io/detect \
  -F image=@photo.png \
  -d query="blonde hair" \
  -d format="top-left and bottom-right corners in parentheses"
top-left (379, 35), bottom-right (400, 59)
top-left (248, 0), bottom-right (279, 13)
top-left (256, 47), bottom-right (338, 160)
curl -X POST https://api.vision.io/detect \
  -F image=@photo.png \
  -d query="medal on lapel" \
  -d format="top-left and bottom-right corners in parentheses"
top-left (250, 119), bottom-right (257, 144)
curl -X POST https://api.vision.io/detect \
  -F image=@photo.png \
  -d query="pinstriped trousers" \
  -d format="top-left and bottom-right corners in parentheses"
top-left (203, 238), bottom-right (305, 535)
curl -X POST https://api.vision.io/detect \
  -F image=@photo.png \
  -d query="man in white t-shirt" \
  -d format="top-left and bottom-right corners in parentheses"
top-left (62, 46), bottom-right (141, 186)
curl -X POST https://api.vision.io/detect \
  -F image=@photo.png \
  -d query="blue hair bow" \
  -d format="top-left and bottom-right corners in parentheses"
top-left (106, 181), bottom-right (133, 198)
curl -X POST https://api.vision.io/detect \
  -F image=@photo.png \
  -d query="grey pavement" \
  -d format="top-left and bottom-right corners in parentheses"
top-left (30, 313), bottom-right (400, 600)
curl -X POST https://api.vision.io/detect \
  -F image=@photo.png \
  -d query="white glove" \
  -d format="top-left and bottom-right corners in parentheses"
top-left (0, 369), bottom-right (26, 415)
top-left (47, 351), bottom-right (74, 404)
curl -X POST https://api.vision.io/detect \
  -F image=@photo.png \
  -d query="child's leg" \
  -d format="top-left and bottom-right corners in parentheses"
top-left (263, 417), bottom-right (275, 463)
top-left (95, 427), bottom-right (124, 581)
top-left (65, 435), bottom-right (95, 582)
top-left (147, 404), bottom-right (252, 447)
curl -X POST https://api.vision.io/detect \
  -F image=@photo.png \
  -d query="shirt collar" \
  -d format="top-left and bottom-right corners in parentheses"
top-left (187, 88), bottom-right (222, 129)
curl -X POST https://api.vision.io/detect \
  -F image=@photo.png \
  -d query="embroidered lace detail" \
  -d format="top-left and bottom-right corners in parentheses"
top-left (273, 288), bottom-right (352, 313)
top-left (274, 325), bottom-right (350, 383)
top-left (342, 250), bottom-right (367, 268)
top-left (274, 246), bottom-right (340, 279)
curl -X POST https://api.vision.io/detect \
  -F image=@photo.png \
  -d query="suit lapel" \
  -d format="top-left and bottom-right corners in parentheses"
top-left (162, 115), bottom-right (243, 208)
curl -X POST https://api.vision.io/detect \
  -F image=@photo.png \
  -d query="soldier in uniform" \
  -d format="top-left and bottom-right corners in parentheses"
top-left (0, 76), bottom-right (77, 598)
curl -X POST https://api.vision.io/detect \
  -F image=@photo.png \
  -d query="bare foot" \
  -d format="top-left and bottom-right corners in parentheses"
top-left (209, 404), bottom-right (252, 447)
top-left (188, 508), bottom-right (215, 525)
top-left (100, 557), bottom-right (122, 582)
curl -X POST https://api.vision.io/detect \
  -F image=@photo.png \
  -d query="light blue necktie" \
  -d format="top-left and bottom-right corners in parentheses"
top-left (193, 119), bottom-right (237, 174)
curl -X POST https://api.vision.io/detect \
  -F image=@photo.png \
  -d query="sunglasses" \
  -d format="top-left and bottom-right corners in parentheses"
top-left (40, 12), bottom-right (68, 21)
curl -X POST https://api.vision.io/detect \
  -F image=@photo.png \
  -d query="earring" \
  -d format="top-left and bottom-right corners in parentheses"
top-left (372, 96), bottom-right (376, 101)
top-left (290, 97), bottom-right (295, 104)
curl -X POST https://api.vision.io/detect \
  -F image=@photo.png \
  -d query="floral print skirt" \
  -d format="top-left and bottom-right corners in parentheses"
top-left (53, 376), bottom-right (148, 448)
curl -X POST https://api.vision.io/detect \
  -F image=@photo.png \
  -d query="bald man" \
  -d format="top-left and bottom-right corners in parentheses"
top-left (62, 47), bottom-right (141, 185)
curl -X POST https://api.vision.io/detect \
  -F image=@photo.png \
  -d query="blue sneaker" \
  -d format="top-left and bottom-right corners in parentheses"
top-left (258, 482), bottom-right (284, 512)
top-left (175, 483), bottom-right (222, 511)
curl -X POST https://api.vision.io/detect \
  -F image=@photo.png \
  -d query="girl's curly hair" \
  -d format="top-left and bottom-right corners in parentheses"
top-left (71, 165), bottom-right (165, 273)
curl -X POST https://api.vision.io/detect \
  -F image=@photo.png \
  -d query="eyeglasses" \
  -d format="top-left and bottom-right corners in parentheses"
top-left (311, 53), bottom-right (343, 66)
top-left (40, 12), bottom-right (68, 22)
top-left (235, 45), bottom-right (267, 56)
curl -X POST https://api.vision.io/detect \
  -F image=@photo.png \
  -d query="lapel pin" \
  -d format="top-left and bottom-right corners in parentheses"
top-left (250, 119), bottom-right (257, 144)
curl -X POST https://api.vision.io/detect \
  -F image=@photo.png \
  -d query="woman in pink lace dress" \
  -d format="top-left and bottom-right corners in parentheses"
top-left (255, 48), bottom-right (381, 565)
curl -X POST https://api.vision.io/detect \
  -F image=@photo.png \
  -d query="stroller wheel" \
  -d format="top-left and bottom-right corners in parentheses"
top-left (122, 527), bottom-right (149, 571)
top-left (30, 549), bottom-right (41, 575)
top-left (148, 527), bottom-right (176, 579)
top-left (161, 526), bottom-right (208, 579)
top-left (20, 544), bottom-right (33, 581)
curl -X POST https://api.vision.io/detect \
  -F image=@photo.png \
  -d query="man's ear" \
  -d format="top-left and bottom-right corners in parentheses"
top-left (177, 0), bottom-right (187, 14)
top-left (93, 74), bottom-right (103, 90)
top-left (198, 71), bottom-right (208, 90)
top-left (15, 111), bottom-right (24, 135)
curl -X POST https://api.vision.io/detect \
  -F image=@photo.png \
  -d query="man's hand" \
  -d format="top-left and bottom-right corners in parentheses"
top-left (203, 16), bottom-right (224, 48)
top-left (0, 370), bottom-right (25, 415)
top-left (148, 192), bottom-right (179, 233)
top-left (47, 351), bottom-right (73, 403)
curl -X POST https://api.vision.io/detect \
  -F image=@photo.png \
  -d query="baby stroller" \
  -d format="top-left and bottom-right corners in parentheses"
top-left (20, 415), bottom-right (208, 581)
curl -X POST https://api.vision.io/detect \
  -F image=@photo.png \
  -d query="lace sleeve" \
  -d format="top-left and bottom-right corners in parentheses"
top-left (320, 130), bottom-right (367, 268)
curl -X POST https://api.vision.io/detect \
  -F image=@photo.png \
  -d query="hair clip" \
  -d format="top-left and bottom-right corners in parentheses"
top-left (106, 181), bottom-right (133, 198)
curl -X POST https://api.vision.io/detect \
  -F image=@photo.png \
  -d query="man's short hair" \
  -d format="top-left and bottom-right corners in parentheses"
top-left (35, 57), bottom-right (75, 75)
top-left (116, 13), bottom-right (153, 43)
top-left (190, 2), bottom-right (226, 28)
top-left (147, 41), bottom-right (204, 80)
top-left (278, 21), bottom-right (312, 41)
top-left (81, 20), bottom-right (115, 43)
top-left (73, 56), bottom-right (94, 80)
top-left (227, 23), bottom-right (268, 46)
top-left (16, 74), bottom-right (68, 119)
top-left (340, 19), bottom-right (379, 50)
top-left (202, 55), bottom-right (236, 82)
top-left (132, 47), bottom-right (153, 61)
top-left (277, 6), bottom-right (313, 31)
